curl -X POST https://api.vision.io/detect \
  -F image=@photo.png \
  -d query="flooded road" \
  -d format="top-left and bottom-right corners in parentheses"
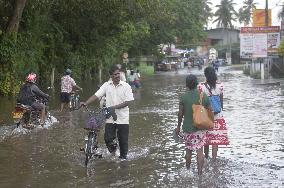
top-left (0, 66), bottom-right (283, 187)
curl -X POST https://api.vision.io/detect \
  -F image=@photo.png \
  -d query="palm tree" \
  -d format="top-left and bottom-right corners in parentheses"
top-left (213, 0), bottom-right (237, 28)
top-left (201, 0), bottom-right (213, 27)
top-left (238, 0), bottom-right (257, 26)
top-left (278, 4), bottom-right (284, 21)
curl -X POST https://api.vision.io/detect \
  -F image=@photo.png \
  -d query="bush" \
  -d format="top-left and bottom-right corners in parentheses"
top-left (250, 71), bottom-right (261, 79)
top-left (243, 67), bottom-right (250, 75)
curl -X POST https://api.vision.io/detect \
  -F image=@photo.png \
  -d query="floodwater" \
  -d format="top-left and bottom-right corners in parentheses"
top-left (0, 66), bottom-right (283, 187)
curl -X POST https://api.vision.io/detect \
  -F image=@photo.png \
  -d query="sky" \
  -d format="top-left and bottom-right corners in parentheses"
top-left (208, 0), bottom-right (283, 28)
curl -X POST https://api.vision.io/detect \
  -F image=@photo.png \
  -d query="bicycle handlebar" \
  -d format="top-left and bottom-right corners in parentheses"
top-left (70, 89), bottom-right (82, 94)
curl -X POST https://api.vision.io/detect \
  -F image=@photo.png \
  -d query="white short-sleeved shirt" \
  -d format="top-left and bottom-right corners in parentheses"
top-left (95, 80), bottom-right (134, 124)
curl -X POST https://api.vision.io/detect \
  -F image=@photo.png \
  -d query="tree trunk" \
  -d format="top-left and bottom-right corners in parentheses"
top-left (6, 0), bottom-right (27, 33)
top-left (50, 67), bottom-right (55, 89)
top-left (98, 63), bottom-right (102, 84)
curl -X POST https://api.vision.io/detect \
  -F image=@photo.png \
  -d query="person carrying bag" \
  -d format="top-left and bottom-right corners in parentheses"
top-left (175, 74), bottom-right (211, 175)
top-left (192, 92), bottom-right (214, 130)
top-left (204, 83), bottom-right (221, 114)
top-left (198, 66), bottom-right (229, 161)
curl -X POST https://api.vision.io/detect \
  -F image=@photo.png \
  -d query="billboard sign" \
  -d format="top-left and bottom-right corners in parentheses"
top-left (253, 34), bottom-right (267, 58)
top-left (240, 34), bottom-right (253, 58)
top-left (252, 9), bottom-right (271, 27)
top-left (240, 26), bottom-right (280, 58)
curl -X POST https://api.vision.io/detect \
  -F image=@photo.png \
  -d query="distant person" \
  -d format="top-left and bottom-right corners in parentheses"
top-left (60, 69), bottom-right (82, 112)
top-left (117, 64), bottom-right (127, 82)
top-left (134, 69), bottom-right (141, 88)
top-left (81, 65), bottom-right (134, 160)
top-left (176, 74), bottom-right (210, 175)
top-left (198, 66), bottom-right (229, 160)
top-left (128, 70), bottom-right (138, 89)
top-left (213, 60), bottom-right (219, 72)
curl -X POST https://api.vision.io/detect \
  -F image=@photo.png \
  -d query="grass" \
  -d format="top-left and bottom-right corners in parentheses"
top-left (138, 62), bottom-right (154, 75)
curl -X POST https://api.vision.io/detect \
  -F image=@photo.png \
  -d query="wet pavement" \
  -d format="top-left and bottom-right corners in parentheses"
top-left (0, 65), bottom-right (283, 187)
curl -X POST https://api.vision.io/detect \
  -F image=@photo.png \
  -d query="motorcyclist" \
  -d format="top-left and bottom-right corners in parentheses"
top-left (17, 73), bottom-right (49, 126)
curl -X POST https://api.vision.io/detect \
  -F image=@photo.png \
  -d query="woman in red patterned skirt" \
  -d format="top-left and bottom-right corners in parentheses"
top-left (198, 66), bottom-right (229, 160)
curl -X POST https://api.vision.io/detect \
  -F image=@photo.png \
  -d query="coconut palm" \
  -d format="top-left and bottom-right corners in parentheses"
top-left (278, 3), bottom-right (284, 21)
top-left (238, 0), bottom-right (257, 25)
top-left (201, 0), bottom-right (213, 27)
top-left (213, 0), bottom-right (237, 28)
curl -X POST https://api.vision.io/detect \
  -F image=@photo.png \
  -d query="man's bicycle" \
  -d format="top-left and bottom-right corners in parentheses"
top-left (69, 90), bottom-right (81, 111)
top-left (80, 106), bottom-right (117, 166)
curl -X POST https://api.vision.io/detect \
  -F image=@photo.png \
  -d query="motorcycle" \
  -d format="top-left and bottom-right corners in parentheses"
top-left (12, 98), bottom-right (51, 129)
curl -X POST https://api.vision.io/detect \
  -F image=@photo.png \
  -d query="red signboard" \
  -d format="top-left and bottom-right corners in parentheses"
top-left (240, 26), bottom-right (280, 33)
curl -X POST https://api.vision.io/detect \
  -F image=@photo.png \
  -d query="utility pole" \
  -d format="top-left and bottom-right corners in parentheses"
top-left (263, 0), bottom-right (269, 79)
top-left (265, 0), bottom-right (269, 26)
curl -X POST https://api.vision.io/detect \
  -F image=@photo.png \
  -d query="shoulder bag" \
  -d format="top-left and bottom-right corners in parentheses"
top-left (192, 92), bottom-right (214, 130)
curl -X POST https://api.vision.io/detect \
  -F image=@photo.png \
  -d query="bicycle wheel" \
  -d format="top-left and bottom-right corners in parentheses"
top-left (69, 99), bottom-right (73, 112)
top-left (70, 97), bottom-right (75, 111)
top-left (85, 132), bottom-right (94, 166)
top-left (74, 96), bottom-right (80, 110)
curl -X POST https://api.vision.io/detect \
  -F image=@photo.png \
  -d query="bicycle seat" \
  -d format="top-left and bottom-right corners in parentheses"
top-left (16, 103), bottom-right (33, 111)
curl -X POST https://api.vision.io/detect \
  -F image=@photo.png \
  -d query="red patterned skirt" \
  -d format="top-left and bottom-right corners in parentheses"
top-left (206, 113), bottom-right (229, 145)
top-left (183, 130), bottom-right (207, 151)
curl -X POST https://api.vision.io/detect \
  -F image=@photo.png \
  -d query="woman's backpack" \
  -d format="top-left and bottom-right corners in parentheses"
top-left (204, 83), bottom-right (221, 114)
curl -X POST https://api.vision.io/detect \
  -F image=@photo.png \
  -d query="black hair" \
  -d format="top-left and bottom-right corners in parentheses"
top-left (204, 66), bottom-right (217, 89)
top-left (186, 74), bottom-right (198, 90)
top-left (109, 65), bottom-right (120, 75)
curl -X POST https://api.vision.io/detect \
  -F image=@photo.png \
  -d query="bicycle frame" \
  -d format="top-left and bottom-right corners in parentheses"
top-left (84, 130), bottom-right (102, 166)
top-left (69, 91), bottom-right (80, 111)
top-left (80, 100), bottom-right (116, 166)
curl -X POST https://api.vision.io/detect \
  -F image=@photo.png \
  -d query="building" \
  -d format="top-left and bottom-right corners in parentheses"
top-left (206, 28), bottom-right (240, 46)
top-left (205, 28), bottom-right (240, 64)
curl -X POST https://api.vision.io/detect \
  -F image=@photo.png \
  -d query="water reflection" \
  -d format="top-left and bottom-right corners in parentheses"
top-left (0, 66), bottom-right (283, 187)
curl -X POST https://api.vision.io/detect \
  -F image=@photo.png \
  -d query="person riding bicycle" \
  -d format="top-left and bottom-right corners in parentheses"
top-left (17, 73), bottom-right (49, 126)
top-left (60, 68), bottom-right (82, 112)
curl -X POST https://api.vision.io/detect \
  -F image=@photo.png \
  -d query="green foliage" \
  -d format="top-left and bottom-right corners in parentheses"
top-left (214, 0), bottom-right (237, 28)
top-left (251, 71), bottom-right (261, 79)
top-left (243, 66), bottom-right (250, 75)
top-left (138, 62), bottom-right (154, 75)
top-left (0, 0), bottom-right (208, 96)
top-left (238, 0), bottom-right (257, 25)
top-left (278, 39), bottom-right (284, 57)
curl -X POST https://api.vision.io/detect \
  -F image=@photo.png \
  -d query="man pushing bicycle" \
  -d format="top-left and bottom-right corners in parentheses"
top-left (81, 65), bottom-right (134, 160)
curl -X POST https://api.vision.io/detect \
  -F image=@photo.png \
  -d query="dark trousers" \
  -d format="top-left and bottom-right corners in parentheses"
top-left (104, 123), bottom-right (129, 157)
